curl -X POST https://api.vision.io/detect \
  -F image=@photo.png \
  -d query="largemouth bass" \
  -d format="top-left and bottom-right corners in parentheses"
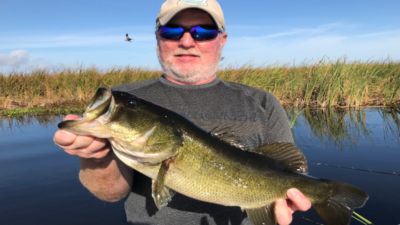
top-left (58, 87), bottom-right (368, 225)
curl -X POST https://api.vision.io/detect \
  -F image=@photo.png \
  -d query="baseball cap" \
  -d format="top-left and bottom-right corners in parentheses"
top-left (156, 0), bottom-right (225, 32)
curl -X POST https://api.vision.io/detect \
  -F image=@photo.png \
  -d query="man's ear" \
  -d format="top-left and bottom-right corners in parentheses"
top-left (221, 32), bottom-right (228, 47)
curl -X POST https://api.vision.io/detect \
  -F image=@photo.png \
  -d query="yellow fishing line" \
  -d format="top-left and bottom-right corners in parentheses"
top-left (353, 211), bottom-right (373, 224)
top-left (352, 216), bottom-right (367, 225)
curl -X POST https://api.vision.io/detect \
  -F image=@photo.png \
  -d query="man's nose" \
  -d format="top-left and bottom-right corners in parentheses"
top-left (178, 32), bottom-right (196, 48)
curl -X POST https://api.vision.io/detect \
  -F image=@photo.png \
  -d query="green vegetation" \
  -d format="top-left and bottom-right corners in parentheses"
top-left (0, 107), bottom-right (83, 119)
top-left (0, 66), bottom-right (161, 107)
top-left (1, 57), bottom-right (400, 118)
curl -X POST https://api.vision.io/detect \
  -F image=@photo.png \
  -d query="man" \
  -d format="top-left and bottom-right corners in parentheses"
top-left (54, 0), bottom-right (311, 224)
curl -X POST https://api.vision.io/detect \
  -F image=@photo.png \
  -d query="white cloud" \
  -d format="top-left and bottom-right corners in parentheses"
top-left (0, 50), bottom-right (30, 67)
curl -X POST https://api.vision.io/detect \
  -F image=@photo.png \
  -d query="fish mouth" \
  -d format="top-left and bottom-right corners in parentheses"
top-left (57, 87), bottom-right (114, 138)
top-left (57, 118), bottom-right (111, 137)
top-left (83, 87), bottom-right (113, 121)
top-left (57, 87), bottom-right (178, 165)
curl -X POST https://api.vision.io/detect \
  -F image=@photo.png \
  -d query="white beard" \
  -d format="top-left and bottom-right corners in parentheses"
top-left (157, 44), bottom-right (222, 84)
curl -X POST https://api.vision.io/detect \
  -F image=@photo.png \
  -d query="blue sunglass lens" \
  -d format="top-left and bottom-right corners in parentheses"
top-left (190, 26), bottom-right (219, 41)
top-left (159, 26), bottom-right (184, 41)
top-left (159, 26), bottom-right (219, 41)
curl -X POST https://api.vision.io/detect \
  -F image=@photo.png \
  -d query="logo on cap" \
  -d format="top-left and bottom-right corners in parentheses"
top-left (177, 0), bottom-right (207, 6)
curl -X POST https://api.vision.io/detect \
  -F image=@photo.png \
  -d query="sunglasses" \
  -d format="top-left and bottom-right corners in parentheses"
top-left (158, 25), bottom-right (221, 41)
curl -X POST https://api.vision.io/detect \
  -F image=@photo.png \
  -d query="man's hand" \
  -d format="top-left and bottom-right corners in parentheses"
top-left (53, 115), bottom-right (111, 159)
top-left (275, 188), bottom-right (312, 225)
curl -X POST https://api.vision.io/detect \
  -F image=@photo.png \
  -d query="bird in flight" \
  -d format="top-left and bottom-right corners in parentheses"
top-left (125, 33), bottom-right (133, 42)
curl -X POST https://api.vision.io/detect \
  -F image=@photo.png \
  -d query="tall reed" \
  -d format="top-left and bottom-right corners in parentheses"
top-left (1, 57), bottom-right (399, 109)
top-left (219, 57), bottom-right (400, 107)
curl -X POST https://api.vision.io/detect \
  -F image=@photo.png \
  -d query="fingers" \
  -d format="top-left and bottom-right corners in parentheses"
top-left (66, 136), bottom-right (110, 158)
top-left (275, 189), bottom-right (312, 225)
top-left (287, 188), bottom-right (312, 212)
top-left (53, 114), bottom-right (82, 146)
top-left (55, 132), bottom-right (110, 158)
top-left (54, 115), bottom-right (111, 159)
top-left (69, 135), bottom-right (101, 150)
top-left (275, 199), bottom-right (292, 225)
top-left (54, 130), bottom-right (77, 147)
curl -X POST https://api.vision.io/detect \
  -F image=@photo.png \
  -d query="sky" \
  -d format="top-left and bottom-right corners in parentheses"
top-left (1, 0), bottom-right (400, 73)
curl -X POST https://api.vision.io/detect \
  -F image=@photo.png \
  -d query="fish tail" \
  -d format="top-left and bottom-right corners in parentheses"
top-left (312, 179), bottom-right (369, 225)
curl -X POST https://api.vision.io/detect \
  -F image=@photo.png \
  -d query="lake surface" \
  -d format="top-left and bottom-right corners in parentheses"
top-left (0, 108), bottom-right (399, 225)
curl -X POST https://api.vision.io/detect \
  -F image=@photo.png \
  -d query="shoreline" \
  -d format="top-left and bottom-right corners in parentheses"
top-left (1, 97), bottom-right (399, 119)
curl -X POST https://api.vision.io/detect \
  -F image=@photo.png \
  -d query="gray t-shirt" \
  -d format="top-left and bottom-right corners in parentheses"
top-left (112, 76), bottom-right (294, 225)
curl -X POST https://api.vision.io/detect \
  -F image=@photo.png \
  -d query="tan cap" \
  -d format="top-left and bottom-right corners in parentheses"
top-left (156, 0), bottom-right (225, 32)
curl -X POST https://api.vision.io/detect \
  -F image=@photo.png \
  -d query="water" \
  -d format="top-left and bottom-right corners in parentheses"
top-left (0, 116), bottom-right (126, 225)
top-left (0, 108), bottom-right (399, 225)
top-left (289, 108), bottom-right (400, 225)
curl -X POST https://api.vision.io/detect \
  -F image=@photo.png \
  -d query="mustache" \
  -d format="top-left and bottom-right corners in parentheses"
top-left (172, 49), bottom-right (202, 57)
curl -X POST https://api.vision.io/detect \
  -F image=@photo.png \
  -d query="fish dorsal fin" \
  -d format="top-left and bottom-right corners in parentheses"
top-left (251, 142), bottom-right (308, 174)
top-left (245, 202), bottom-right (276, 225)
top-left (210, 127), bottom-right (246, 150)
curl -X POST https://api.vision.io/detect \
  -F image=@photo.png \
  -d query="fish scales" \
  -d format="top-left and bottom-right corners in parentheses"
top-left (138, 123), bottom-right (325, 208)
top-left (58, 88), bottom-right (369, 225)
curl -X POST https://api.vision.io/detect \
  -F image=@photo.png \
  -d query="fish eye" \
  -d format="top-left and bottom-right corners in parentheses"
top-left (126, 99), bottom-right (137, 107)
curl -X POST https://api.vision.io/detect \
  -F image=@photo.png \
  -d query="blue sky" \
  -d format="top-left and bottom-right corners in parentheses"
top-left (1, 0), bottom-right (399, 73)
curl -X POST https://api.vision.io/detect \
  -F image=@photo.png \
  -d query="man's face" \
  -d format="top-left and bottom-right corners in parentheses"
top-left (156, 9), bottom-right (228, 83)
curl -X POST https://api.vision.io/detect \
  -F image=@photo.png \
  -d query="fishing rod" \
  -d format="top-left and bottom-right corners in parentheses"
top-left (313, 163), bottom-right (399, 176)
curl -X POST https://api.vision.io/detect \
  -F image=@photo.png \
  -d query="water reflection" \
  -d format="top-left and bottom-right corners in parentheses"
top-left (2, 108), bottom-right (400, 147)
top-left (0, 114), bottom-right (66, 130)
top-left (380, 107), bottom-right (400, 141)
top-left (287, 107), bottom-right (400, 149)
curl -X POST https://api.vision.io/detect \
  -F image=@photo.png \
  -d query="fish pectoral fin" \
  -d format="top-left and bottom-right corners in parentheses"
top-left (210, 126), bottom-right (246, 150)
top-left (252, 142), bottom-right (308, 174)
top-left (245, 203), bottom-right (276, 225)
top-left (151, 159), bottom-right (175, 209)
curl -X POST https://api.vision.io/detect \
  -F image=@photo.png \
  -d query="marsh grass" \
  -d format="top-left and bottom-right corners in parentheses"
top-left (219, 58), bottom-right (400, 108)
top-left (1, 57), bottom-right (400, 115)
